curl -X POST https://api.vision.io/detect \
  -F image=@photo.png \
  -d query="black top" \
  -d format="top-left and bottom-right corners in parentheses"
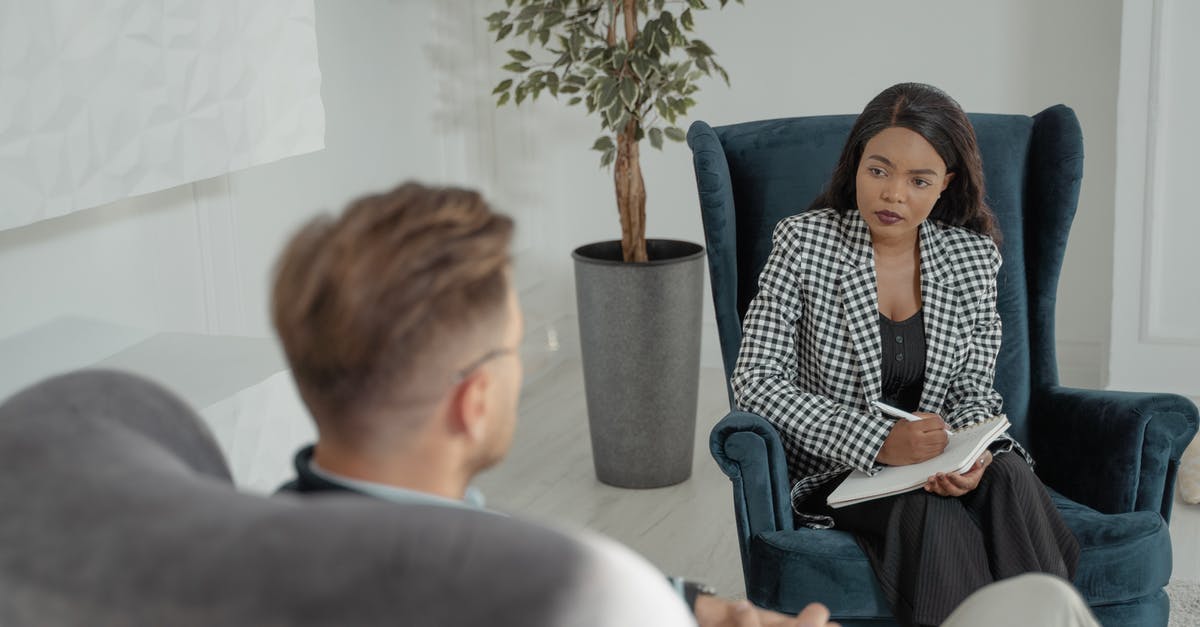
top-left (276, 445), bottom-right (355, 495)
top-left (879, 309), bottom-right (926, 412)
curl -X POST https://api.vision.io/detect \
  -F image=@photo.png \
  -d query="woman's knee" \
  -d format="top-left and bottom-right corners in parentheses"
top-left (986, 452), bottom-right (1034, 483)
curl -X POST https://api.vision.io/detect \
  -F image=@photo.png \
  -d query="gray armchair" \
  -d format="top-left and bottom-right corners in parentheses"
top-left (0, 370), bottom-right (688, 626)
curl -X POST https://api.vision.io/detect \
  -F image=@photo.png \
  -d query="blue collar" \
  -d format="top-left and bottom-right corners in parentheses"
top-left (307, 457), bottom-right (486, 510)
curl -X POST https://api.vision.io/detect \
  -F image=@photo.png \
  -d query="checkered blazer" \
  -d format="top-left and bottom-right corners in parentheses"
top-left (731, 208), bottom-right (1029, 513)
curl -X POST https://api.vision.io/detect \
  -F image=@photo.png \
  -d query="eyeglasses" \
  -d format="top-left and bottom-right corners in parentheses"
top-left (453, 346), bottom-right (517, 383)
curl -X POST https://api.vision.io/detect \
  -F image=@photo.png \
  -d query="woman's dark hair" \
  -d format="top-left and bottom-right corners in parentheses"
top-left (809, 82), bottom-right (1000, 242)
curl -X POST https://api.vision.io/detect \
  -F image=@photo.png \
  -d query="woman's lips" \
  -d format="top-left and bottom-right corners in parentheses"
top-left (875, 210), bottom-right (903, 225)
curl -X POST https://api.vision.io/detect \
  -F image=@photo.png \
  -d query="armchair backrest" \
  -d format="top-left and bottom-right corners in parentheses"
top-left (688, 107), bottom-right (1084, 445)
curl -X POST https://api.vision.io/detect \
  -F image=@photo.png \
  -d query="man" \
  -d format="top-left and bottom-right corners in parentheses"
top-left (270, 182), bottom-right (1096, 627)
top-left (270, 182), bottom-right (827, 626)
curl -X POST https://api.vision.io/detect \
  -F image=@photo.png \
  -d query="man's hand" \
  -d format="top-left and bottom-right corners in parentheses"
top-left (876, 412), bottom-right (949, 466)
top-left (694, 595), bottom-right (839, 626)
top-left (925, 450), bottom-right (992, 497)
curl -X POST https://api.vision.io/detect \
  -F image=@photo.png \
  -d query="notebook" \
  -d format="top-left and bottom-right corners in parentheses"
top-left (827, 414), bottom-right (1011, 508)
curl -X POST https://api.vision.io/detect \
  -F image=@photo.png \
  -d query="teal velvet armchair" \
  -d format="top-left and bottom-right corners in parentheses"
top-left (687, 107), bottom-right (1199, 626)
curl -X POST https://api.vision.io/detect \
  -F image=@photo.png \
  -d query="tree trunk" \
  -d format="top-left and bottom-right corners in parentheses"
top-left (615, 118), bottom-right (647, 263)
top-left (614, 0), bottom-right (646, 263)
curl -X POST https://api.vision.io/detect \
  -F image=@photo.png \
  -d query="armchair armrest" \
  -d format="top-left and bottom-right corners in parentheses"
top-left (1029, 385), bottom-right (1198, 521)
top-left (710, 411), bottom-right (794, 581)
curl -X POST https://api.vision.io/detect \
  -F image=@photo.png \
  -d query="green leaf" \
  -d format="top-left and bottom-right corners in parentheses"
top-left (611, 50), bottom-right (627, 71)
top-left (542, 10), bottom-right (565, 29)
top-left (568, 32), bottom-right (584, 59)
top-left (689, 40), bottom-right (715, 56)
top-left (606, 99), bottom-right (624, 127)
top-left (600, 148), bottom-right (615, 168)
top-left (649, 127), bottom-right (664, 150)
top-left (497, 92), bottom-right (511, 106)
top-left (687, 0), bottom-right (707, 8)
top-left (492, 79), bottom-right (513, 94)
top-left (597, 78), bottom-right (619, 110)
top-left (614, 111), bottom-right (632, 133)
top-left (485, 11), bottom-right (509, 24)
top-left (502, 62), bottom-right (529, 73)
top-left (507, 49), bottom-right (532, 62)
top-left (631, 58), bottom-right (651, 81)
top-left (515, 84), bottom-right (527, 105)
top-left (496, 23), bottom-right (513, 41)
top-left (567, 96), bottom-right (583, 106)
top-left (592, 136), bottom-right (615, 151)
top-left (619, 79), bottom-right (637, 107)
top-left (655, 98), bottom-right (675, 123)
top-left (680, 9), bottom-right (694, 30)
top-left (664, 127), bottom-right (686, 142)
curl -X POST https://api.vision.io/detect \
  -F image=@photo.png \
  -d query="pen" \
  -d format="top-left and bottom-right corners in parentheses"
top-left (873, 400), bottom-right (953, 436)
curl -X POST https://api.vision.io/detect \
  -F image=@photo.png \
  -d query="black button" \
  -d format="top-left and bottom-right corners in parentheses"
top-left (895, 354), bottom-right (904, 361)
top-left (895, 336), bottom-right (904, 344)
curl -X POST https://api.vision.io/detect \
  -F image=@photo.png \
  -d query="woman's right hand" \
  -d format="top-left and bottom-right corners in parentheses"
top-left (876, 412), bottom-right (949, 465)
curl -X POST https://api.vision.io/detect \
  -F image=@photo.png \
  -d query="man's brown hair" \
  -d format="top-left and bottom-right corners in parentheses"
top-left (272, 182), bottom-right (514, 426)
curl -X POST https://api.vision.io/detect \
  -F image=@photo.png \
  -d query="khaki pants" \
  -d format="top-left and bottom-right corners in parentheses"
top-left (941, 573), bottom-right (1099, 627)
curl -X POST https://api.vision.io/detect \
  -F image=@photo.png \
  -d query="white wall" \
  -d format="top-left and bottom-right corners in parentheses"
top-left (0, 0), bottom-right (572, 390)
top-left (1109, 0), bottom-right (1200, 397)
top-left (1109, 0), bottom-right (1200, 582)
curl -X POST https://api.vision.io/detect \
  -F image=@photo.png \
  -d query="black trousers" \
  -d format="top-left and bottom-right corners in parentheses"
top-left (802, 453), bottom-right (1080, 627)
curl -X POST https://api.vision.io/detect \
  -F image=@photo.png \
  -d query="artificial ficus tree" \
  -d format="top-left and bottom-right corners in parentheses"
top-left (487, 0), bottom-right (743, 262)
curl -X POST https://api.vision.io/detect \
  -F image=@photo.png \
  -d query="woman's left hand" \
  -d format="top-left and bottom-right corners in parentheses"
top-left (925, 450), bottom-right (993, 496)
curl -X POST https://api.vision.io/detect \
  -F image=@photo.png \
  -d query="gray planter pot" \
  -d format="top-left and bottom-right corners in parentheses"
top-left (572, 239), bottom-right (706, 488)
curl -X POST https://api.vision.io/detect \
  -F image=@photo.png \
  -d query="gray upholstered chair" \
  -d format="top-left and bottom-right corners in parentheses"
top-left (687, 108), bottom-right (1199, 626)
top-left (0, 370), bottom-right (688, 626)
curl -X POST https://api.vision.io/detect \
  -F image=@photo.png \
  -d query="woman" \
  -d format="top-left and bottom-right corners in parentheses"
top-left (732, 83), bottom-right (1080, 627)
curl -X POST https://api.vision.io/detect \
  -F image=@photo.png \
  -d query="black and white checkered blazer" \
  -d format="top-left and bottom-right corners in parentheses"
top-left (732, 208), bottom-right (1029, 512)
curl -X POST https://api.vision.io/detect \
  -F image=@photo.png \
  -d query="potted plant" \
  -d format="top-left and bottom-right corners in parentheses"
top-left (488, 0), bottom-right (742, 488)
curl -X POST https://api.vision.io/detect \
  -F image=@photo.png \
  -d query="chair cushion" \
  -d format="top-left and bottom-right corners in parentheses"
top-left (744, 490), bottom-right (1169, 618)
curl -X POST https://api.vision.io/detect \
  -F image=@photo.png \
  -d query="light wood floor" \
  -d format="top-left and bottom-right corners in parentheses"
top-left (473, 359), bottom-right (747, 597)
